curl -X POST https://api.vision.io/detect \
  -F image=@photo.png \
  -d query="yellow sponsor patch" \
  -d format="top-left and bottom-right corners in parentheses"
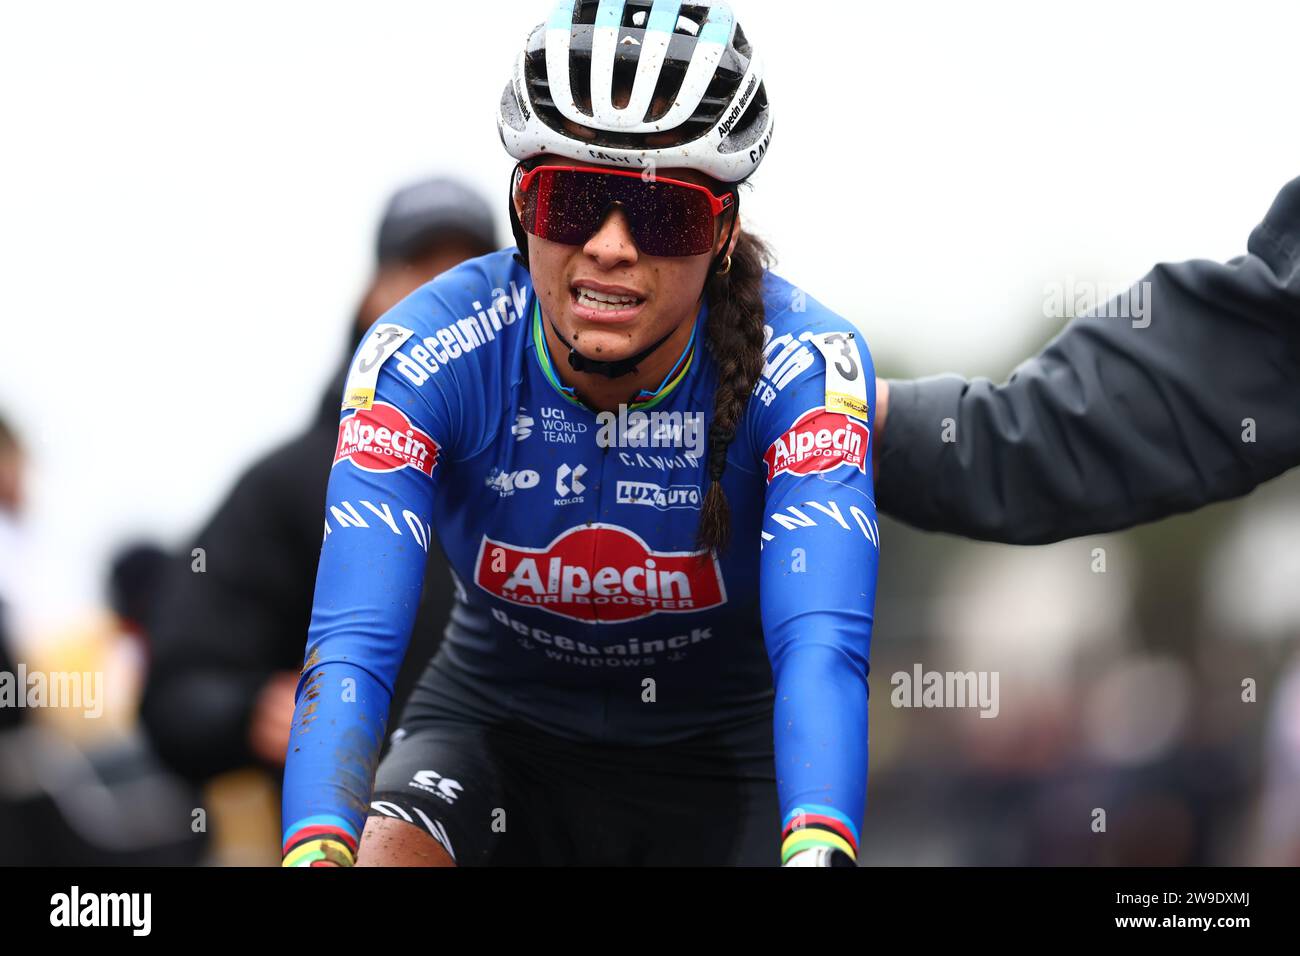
top-left (827, 391), bottom-right (870, 422)
top-left (342, 387), bottom-right (376, 411)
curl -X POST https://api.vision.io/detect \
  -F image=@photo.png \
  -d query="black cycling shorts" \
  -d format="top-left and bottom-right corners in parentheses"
top-left (368, 665), bottom-right (779, 866)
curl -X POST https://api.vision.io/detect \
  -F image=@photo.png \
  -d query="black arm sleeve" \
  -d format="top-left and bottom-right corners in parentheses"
top-left (876, 175), bottom-right (1300, 544)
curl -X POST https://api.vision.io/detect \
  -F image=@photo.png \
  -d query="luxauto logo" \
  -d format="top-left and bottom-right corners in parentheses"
top-left (616, 481), bottom-right (701, 511)
top-left (474, 525), bottom-right (726, 622)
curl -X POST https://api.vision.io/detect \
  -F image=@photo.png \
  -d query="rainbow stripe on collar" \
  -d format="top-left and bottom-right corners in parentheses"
top-left (530, 299), bottom-right (698, 412)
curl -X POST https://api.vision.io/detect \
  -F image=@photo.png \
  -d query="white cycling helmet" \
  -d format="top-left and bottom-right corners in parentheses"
top-left (498, 0), bottom-right (774, 184)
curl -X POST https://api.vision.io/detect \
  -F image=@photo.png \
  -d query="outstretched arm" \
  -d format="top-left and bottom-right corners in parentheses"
top-left (875, 175), bottom-right (1300, 544)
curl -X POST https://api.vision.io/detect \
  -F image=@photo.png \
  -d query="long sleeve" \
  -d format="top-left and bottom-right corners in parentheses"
top-left (752, 320), bottom-right (879, 863)
top-left (280, 317), bottom-right (455, 867)
top-left (876, 175), bottom-right (1300, 544)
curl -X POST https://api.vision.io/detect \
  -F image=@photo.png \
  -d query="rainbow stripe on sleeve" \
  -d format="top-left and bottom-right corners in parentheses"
top-left (780, 804), bottom-right (859, 864)
top-left (282, 815), bottom-right (360, 868)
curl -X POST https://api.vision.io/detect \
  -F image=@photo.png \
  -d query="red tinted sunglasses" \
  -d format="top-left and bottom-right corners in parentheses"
top-left (516, 164), bottom-right (735, 258)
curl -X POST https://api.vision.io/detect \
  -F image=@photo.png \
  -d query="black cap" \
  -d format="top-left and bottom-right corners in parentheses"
top-left (108, 541), bottom-right (169, 627)
top-left (376, 177), bottom-right (499, 265)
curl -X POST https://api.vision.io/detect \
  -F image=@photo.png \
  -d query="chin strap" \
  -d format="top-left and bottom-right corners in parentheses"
top-left (509, 161), bottom-right (532, 272)
top-left (703, 186), bottom-right (740, 301)
top-left (549, 321), bottom-right (675, 379)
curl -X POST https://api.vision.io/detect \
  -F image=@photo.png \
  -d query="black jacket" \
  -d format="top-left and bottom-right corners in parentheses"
top-left (141, 363), bottom-right (453, 782)
top-left (877, 176), bottom-right (1300, 544)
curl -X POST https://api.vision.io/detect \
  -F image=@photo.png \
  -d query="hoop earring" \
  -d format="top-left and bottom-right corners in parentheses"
top-left (716, 255), bottom-right (733, 276)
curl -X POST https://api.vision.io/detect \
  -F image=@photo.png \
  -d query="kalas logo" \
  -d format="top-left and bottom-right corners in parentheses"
top-left (474, 525), bottom-right (726, 623)
top-left (334, 402), bottom-right (438, 478)
top-left (764, 407), bottom-right (869, 482)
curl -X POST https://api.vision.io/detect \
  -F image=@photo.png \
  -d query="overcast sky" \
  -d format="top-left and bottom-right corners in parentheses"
top-left (2, 0), bottom-right (1297, 631)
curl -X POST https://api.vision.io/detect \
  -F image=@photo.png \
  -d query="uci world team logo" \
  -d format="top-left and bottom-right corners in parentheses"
top-left (474, 525), bottom-right (726, 623)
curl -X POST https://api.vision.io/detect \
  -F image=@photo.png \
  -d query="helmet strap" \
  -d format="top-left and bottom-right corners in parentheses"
top-left (548, 320), bottom-right (675, 380)
top-left (508, 162), bottom-right (531, 272)
top-left (702, 187), bottom-right (741, 302)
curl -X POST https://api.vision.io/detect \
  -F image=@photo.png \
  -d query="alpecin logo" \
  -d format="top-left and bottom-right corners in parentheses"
top-left (474, 525), bottom-right (726, 623)
top-left (334, 402), bottom-right (438, 478)
top-left (763, 407), bottom-right (869, 483)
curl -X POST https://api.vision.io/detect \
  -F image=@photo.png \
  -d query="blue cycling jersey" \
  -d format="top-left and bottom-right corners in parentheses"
top-left (281, 248), bottom-right (879, 866)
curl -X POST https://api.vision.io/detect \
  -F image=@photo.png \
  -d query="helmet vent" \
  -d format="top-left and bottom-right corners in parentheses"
top-left (610, 56), bottom-right (639, 110)
top-left (569, 54), bottom-right (594, 117)
top-left (674, 6), bottom-right (707, 36)
top-left (646, 51), bottom-right (690, 123)
top-left (622, 1), bottom-right (655, 29)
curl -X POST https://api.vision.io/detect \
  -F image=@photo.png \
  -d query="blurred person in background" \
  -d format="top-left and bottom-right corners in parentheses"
top-left (108, 542), bottom-right (169, 641)
top-left (0, 443), bottom-right (206, 864)
top-left (874, 174), bottom-right (1300, 544)
top-left (0, 415), bottom-right (37, 859)
top-left (1250, 650), bottom-right (1300, 864)
top-left (140, 177), bottom-right (499, 787)
top-left (0, 414), bottom-right (26, 732)
top-left (100, 541), bottom-right (169, 727)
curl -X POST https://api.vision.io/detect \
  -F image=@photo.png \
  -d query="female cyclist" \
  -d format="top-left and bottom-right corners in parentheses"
top-left (281, 0), bottom-right (878, 867)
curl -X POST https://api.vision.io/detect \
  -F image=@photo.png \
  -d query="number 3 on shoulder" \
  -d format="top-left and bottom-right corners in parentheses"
top-left (343, 324), bottom-right (415, 410)
top-left (807, 331), bottom-right (869, 423)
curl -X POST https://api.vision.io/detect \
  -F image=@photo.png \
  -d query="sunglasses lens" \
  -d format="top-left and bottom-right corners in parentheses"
top-left (521, 169), bottom-right (719, 257)
top-left (623, 180), bottom-right (716, 257)
top-left (521, 169), bottom-right (606, 246)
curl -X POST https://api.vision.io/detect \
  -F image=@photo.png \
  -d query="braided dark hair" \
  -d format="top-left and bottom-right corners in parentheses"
top-left (697, 225), bottom-right (774, 553)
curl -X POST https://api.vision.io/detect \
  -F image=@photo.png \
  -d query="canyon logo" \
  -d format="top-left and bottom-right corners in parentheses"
top-left (474, 525), bottom-right (726, 622)
top-left (764, 407), bottom-right (869, 483)
top-left (334, 402), bottom-right (438, 478)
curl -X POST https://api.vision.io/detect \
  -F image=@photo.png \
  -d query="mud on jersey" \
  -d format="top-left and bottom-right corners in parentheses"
top-left (281, 248), bottom-right (878, 866)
